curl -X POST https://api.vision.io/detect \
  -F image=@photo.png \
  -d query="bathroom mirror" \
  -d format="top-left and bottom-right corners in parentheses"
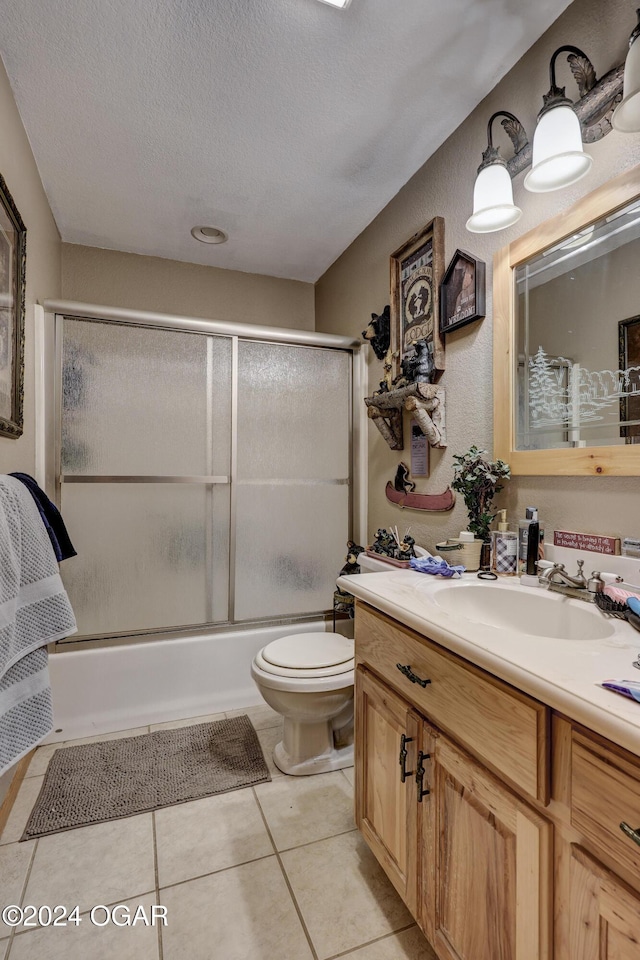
top-left (494, 163), bottom-right (640, 475)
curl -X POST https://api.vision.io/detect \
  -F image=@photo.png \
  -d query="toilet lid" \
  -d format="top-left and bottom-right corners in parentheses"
top-left (262, 633), bottom-right (354, 671)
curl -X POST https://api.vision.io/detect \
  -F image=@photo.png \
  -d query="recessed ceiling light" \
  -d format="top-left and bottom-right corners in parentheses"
top-left (316, 0), bottom-right (351, 8)
top-left (191, 226), bottom-right (228, 244)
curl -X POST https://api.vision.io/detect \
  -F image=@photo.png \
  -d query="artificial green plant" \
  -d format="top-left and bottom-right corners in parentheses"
top-left (451, 445), bottom-right (511, 542)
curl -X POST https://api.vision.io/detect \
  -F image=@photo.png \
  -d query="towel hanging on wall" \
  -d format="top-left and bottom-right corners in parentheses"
top-left (0, 476), bottom-right (77, 777)
top-left (9, 473), bottom-right (76, 562)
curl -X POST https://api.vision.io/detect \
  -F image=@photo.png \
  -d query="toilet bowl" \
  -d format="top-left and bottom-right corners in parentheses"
top-left (251, 632), bottom-right (354, 776)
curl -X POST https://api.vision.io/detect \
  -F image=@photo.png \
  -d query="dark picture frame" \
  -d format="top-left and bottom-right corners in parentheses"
top-left (390, 217), bottom-right (445, 381)
top-left (0, 173), bottom-right (26, 439)
top-left (439, 249), bottom-right (485, 336)
top-left (619, 315), bottom-right (640, 442)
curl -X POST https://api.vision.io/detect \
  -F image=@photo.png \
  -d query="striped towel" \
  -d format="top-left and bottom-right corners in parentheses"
top-left (0, 476), bottom-right (77, 777)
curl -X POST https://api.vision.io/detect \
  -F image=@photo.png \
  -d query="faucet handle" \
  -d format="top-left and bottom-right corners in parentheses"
top-left (587, 571), bottom-right (605, 594)
top-left (576, 559), bottom-right (584, 574)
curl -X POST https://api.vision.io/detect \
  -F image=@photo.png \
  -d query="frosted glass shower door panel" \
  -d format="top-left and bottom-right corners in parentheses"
top-left (61, 319), bottom-right (232, 476)
top-left (234, 484), bottom-right (349, 620)
top-left (60, 483), bottom-right (230, 636)
top-left (236, 342), bottom-right (351, 479)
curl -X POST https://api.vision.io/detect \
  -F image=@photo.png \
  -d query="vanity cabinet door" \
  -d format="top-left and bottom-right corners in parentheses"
top-left (355, 666), bottom-right (423, 914)
top-left (424, 734), bottom-right (552, 960)
top-left (569, 845), bottom-right (640, 960)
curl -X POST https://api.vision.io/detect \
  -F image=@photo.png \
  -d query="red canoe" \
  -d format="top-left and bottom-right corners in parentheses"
top-left (385, 482), bottom-right (456, 512)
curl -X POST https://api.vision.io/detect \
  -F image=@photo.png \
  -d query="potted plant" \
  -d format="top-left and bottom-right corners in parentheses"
top-left (451, 445), bottom-right (511, 567)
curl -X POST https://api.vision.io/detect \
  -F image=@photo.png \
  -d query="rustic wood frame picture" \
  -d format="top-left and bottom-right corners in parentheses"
top-left (0, 173), bottom-right (26, 439)
top-left (619, 314), bottom-right (640, 442)
top-left (390, 217), bottom-right (445, 381)
top-left (440, 249), bottom-right (486, 336)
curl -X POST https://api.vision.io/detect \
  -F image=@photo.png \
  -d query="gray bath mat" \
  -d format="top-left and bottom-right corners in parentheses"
top-left (21, 714), bottom-right (270, 840)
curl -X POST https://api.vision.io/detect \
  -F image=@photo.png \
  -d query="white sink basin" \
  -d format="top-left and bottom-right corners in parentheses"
top-left (426, 581), bottom-right (615, 641)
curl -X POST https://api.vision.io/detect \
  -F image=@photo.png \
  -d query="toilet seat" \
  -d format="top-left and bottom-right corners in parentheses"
top-left (256, 632), bottom-right (354, 679)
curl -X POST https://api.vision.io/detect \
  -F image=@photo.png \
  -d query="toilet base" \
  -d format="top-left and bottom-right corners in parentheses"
top-left (273, 738), bottom-right (353, 776)
top-left (271, 714), bottom-right (354, 776)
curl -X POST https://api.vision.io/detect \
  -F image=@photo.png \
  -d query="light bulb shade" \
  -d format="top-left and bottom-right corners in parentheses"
top-left (466, 162), bottom-right (522, 233)
top-left (524, 104), bottom-right (592, 193)
top-left (612, 33), bottom-right (640, 132)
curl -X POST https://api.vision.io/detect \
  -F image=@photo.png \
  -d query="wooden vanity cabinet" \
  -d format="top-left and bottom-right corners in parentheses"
top-left (355, 661), bottom-right (552, 960)
top-left (569, 845), bottom-right (640, 960)
top-left (426, 735), bottom-right (551, 960)
top-left (355, 666), bottom-right (422, 913)
top-left (354, 601), bottom-right (640, 960)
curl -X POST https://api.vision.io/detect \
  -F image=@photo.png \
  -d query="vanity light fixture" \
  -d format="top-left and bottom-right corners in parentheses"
top-left (524, 46), bottom-right (593, 193)
top-left (466, 111), bottom-right (525, 234)
top-left (467, 40), bottom-right (627, 234)
top-left (612, 10), bottom-right (640, 132)
top-left (315, 0), bottom-right (352, 7)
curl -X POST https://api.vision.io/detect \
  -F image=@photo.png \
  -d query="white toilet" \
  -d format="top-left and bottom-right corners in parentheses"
top-left (250, 632), bottom-right (354, 776)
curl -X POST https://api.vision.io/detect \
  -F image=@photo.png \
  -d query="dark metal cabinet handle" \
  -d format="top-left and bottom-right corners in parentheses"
top-left (620, 822), bottom-right (640, 847)
top-left (415, 750), bottom-right (431, 802)
top-left (399, 734), bottom-right (414, 783)
top-left (396, 663), bottom-right (431, 688)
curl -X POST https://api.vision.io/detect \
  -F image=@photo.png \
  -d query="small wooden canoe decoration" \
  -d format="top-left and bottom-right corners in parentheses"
top-left (385, 481), bottom-right (455, 512)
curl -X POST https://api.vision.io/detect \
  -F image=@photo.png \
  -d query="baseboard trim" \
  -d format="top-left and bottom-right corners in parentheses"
top-left (0, 751), bottom-right (35, 838)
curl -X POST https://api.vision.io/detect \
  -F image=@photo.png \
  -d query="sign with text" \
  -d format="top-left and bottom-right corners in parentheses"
top-left (553, 530), bottom-right (621, 555)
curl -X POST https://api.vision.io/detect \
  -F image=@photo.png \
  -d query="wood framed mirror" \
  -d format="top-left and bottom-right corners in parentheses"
top-left (493, 163), bottom-right (640, 476)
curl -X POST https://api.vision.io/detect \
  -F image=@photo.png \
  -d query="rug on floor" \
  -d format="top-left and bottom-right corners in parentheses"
top-left (21, 714), bottom-right (271, 839)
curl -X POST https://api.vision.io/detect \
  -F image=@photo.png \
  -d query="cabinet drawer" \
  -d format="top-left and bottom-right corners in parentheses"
top-left (570, 730), bottom-right (640, 878)
top-left (355, 602), bottom-right (549, 803)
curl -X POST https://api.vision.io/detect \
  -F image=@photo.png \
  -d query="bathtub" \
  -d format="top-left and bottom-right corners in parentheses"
top-left (45, 619), bottom-right (344, 743)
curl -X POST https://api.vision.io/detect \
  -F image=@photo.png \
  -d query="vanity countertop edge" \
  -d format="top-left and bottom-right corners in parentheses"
top-left (338, 570), bottom-right (640, 759)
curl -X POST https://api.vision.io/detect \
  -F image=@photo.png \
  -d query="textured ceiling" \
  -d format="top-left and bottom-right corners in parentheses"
top-left (1, 0), bottom-right (572, 282)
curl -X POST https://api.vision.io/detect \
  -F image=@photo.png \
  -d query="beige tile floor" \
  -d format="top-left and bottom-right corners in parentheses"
top-left (0, 705), bottom-right (436, 960)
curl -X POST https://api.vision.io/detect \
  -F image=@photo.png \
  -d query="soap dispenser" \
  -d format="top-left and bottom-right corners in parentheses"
top-left (491, 510), bottom-right (518, 576)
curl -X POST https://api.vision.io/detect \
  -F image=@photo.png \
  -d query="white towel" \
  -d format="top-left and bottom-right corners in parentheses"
top-left (0, 476), bottom-right (77, 776)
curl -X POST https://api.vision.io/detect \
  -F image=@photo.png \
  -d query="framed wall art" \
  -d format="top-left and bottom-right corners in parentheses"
top-left (0, 173), bottom-right (26, 438)
top-left (440, 249), bottom-right (486, 336)
top-left (619, 314), bottom-right (640, 442)
top-left (390, 217), bottom-right (445, 381)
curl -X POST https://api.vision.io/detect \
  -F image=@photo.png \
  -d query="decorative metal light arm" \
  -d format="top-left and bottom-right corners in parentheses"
top-left (478, 111), bottom-right (528, 173)
top-left (540, 45), bottom-right (597, 115)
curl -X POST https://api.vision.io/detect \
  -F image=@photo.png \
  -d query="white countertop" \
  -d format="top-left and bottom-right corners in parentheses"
top-left (338, 569), bottom-right (640, 758)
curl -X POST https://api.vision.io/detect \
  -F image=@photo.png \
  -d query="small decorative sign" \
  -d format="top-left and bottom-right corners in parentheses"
top-left (553, 530), bottom-right (621, 555)
top-left (439, 249), bottom-right (485, 336)
top-left (410, 419), bottom-right (429, 477)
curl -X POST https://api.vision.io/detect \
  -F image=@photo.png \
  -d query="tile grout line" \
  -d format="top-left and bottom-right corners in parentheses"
top-left (277, 825), bottom-right (358, 855)
top-left (252, 786), bottom-right (320, 960)
top-left (323, 922), bottom-right (420, 960)
top-left (2, 836), bottom-right (39, 957)
top-left (151, 811), bottom-right (164, 960)
top-left (157, 850), bottom-right (277, 895)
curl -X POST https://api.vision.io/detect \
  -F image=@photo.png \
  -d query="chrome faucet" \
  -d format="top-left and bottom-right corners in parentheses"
top-left (538, 560), bottom-right (610, 601)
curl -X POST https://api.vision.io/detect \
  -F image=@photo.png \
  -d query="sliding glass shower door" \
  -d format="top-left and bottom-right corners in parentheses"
top-left (234, 341), bottom-right (350, 620)
top-left (56, 314), bottom-right (353, 641)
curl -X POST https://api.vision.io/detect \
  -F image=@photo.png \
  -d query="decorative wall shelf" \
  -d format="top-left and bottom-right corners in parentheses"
top-left (364, 383), bottom-right (446, 451)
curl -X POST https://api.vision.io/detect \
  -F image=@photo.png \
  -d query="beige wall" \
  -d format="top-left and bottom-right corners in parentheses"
top-left (62, 244), bottom-right (315, 330)
top-left (0, 57), bottom-right (60, 804)
top-left (316, 0), bottom-right (640, 550)
top-left (0, 59), bottom-right (61, 477)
